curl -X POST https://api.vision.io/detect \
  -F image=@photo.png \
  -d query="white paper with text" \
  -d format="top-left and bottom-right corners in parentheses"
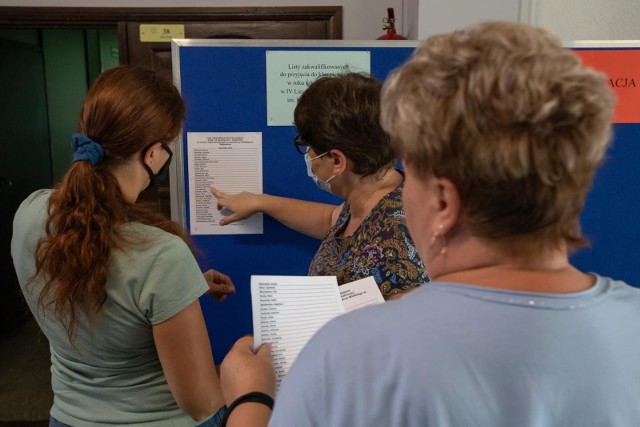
top-left (187, 132), bottom-right (263, 235)
top-left (251, 275), bottom-right (343, 391)
top-left (339, 276), bottom-right (385, 312)
top-left (251, 275), bottom-right (386, 391)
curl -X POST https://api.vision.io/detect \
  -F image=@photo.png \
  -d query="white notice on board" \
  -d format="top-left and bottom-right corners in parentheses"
top-left (187, 132), bottom-right (263, 235)
top-left (265, 50), bottom-right (371, 126)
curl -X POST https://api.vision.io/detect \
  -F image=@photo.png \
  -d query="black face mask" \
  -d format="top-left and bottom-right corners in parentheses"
top-left (142, 141), bottom-right (173, 190)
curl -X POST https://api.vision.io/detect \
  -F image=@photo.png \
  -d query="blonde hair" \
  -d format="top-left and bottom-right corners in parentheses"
top-left (381, 21), bottom-right (615, 255)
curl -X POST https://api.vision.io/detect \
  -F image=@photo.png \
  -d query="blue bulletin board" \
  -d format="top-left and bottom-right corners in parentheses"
top-left (574, 122), bottom-right (640, 280)
top-left (170, 40), bottom-right (640, 362)
top-left (567, 42), bottom-right (640, 289)
top-left (170, 40), bottom-right (418, 361)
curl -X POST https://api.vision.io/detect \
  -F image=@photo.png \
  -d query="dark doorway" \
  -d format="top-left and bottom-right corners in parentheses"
top-left (0, 6), bottom-right (342, 330)
top-left (0, 33), bottom-right (51, 332)
top-left (1, 6), bottom-right (341, 215)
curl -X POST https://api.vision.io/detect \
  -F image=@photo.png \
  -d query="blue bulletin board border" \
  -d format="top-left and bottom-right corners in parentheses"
top-left (170, 40), bottom-right (418, 361)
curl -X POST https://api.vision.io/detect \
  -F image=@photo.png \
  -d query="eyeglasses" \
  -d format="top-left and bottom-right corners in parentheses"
top-left (293, 134), bottom-right (311, 155)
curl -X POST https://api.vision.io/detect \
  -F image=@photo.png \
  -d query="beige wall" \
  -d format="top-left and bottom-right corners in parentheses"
top-left (406, 0), bottom-right (638, 41)
top-left (415, 0), bottom-right (520, 38)
top-left (531, 0), bottom-right (640, 41)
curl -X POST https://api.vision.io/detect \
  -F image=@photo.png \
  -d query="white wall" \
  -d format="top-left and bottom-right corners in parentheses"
top-left (0, 0), bottom-right (405, 40)
top-left (416, 0), bottom-right (520, 39)
top-left (531, 0), bottom-right (640, 41)
top-left (403, 0), bottom-right (420, 39)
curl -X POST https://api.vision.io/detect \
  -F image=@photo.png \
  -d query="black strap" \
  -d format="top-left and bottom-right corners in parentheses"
top-left (220, 391), bottom-right (274, 427)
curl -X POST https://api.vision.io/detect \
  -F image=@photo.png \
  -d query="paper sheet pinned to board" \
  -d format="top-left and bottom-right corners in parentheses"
top-left (187, 132), bottom-right (263, 235)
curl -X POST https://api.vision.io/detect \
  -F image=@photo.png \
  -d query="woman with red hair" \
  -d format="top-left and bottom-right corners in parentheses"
top-left (12, 65), bottom-right (233, 427)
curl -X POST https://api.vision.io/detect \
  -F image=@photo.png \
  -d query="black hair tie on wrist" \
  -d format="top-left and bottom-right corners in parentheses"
top-left (220, 391), bottom-right (274, 427)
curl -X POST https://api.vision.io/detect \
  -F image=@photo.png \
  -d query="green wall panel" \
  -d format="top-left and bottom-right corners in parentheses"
top-left (42, 29), bottom-right (88, 182)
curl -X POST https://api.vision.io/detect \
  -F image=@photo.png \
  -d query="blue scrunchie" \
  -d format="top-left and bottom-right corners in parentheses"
top-left (71, 133), bottom-right (104, 166)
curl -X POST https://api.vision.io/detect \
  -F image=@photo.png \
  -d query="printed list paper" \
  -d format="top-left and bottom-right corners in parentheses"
top-left (251, 275), bottom-right (344, 392)
top-left (187, 132), bottom-right (263, 235)
top-left (251, 275), bottom-right (384, 392)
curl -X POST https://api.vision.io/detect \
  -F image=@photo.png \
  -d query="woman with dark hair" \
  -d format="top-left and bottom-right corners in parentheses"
top-left (212, 72), bottom-right (427, 299)
top-left (12, 65), bottom-right (233, 426)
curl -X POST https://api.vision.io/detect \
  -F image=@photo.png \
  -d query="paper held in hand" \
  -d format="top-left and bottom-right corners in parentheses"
top-left (251, 275), bottom-right (384, 391)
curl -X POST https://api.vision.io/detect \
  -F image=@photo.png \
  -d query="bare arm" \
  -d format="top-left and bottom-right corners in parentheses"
top-left (153, 301), bottom-right (225, 421)
top-left (226, 403), bottom-right (272, 427)
top-left (211, 187), bottom-right (340, 239)
top-left (220, 335), bottom-right (275, 427)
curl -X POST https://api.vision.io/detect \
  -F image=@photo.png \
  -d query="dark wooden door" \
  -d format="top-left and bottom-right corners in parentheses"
top-left (124, 18), bottom-right (339, 72)
top-left (119, 8), bottom-right (342, 217)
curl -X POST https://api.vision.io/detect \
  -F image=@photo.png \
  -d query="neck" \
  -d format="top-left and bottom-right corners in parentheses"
top-left (111, 162), bottom-right (144, 203)
top-left (430, 237), bottom-right (594, 294)
top-left (344, 167), bottom-right (402, 218)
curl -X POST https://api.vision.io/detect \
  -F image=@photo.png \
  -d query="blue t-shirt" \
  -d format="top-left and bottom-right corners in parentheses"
top-left (271, 276), bottom-right (640, 426)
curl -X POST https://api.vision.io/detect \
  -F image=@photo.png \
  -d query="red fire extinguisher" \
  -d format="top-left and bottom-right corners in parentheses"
top-left (377, 8), bottom-right (407, 40)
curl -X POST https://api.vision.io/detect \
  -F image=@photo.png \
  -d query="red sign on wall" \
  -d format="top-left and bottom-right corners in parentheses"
top-left (573, 49), bottom-right (640, 124)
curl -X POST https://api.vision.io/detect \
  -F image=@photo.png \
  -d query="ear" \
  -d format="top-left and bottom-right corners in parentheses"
top-left (328, 149), bottom-right (348, 175)
top-left (432, 177), bottom-right (461, 235)
top-left (142, 142), bottom-right (163, 166)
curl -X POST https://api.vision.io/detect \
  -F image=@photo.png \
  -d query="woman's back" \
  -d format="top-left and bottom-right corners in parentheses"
top-left (272, 276), bottom-right (640, 426)
top-left (13, 189), bottom-right (209, 426)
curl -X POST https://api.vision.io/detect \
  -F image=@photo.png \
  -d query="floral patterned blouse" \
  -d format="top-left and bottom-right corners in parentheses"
top-left (307, 181), bottom-right (428, 298)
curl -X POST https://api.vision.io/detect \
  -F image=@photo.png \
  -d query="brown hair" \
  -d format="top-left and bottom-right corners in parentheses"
top-left (381, 22), bottom-right (615, 256)
top-left (294, 72), bottom-right (394, 176)
top-left (33, 65), bottom-right (187, 339)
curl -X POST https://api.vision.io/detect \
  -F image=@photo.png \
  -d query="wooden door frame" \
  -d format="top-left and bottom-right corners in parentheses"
top-left (0, 7), bottom-right (343, 29)
top-left (0, 6), bottom-right (343, 62)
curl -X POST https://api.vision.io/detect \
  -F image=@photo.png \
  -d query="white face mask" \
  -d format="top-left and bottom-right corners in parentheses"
top-left (304, 151), bottom-right (336, 194)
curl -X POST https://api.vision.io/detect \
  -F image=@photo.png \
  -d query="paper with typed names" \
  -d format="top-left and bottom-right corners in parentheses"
top-left (251, 275), bottom-right (384, 391)
top-left (186, 131), bottom-right (263, 235)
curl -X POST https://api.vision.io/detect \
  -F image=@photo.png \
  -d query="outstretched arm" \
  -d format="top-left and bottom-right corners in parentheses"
top-left (211, 187), bottom-right (340, 239)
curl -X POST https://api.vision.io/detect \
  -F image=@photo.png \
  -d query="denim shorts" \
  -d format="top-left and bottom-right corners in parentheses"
top-left (49, 417), bottom-right (69, 427)
top-left (197, 405), bottom-right (227, 427)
